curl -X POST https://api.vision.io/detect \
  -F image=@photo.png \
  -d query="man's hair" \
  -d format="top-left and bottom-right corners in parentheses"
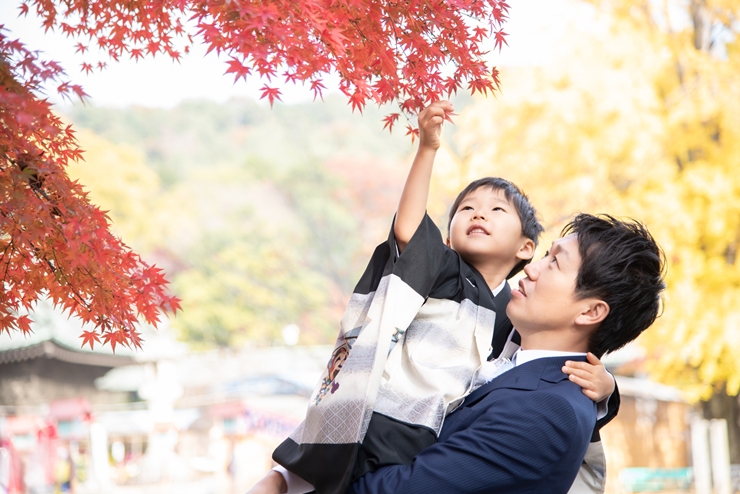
top-left (562, 214), bottom-right (666, 358)
top-left (447, 177), bottom-right (544, 278)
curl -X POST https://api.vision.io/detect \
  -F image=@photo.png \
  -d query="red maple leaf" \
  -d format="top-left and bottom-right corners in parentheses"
top-left (130, 48), bottom-right (144, 61)
top-left (491, 67), bottom-right (501, 89)
top-left (472, 26), bottom-right (489, 43)
top-left (101, 331), bottom-right (121, 353)
top-left (80, 330), bottom-right (101, 350)
top-left (225, 58), bottom-right (251, 83)
top-left (406, 125), bottom-right (420, 143)
top-left (259, 85), bottom-right (282, 107)
top-left (310, 79), bottom-right (326, 101)
top-left (493, 30), bottom-right (508, 52)
top-left (382, 113), bottom-right (400, 133)
top-left (16, 315), bottom-right (33, 335)
top-left (469, 77), bottom-right (494, 95)
top-left (348, 89), bottom-right (366, 113)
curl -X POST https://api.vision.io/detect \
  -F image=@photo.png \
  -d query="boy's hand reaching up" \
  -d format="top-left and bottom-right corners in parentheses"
top-left (418, 100), bottom-right (455, 151)
top-left (562, 352), bottom-right (615, 402)
top-left (395, 100), bottom-right (455, 251)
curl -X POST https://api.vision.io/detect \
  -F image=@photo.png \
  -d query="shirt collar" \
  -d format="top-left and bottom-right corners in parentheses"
top-left (492, 279), bottom-right (507, 297)
top-left (514, 349), bottom-right (587, 366)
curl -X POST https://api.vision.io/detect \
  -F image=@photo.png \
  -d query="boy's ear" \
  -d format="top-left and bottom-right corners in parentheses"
top-left (515, 238), bottom-right (535, 261)
top-left (574, 299), bottom-right (610, 327)
top-left (445, 236), bottom-right (451, 247)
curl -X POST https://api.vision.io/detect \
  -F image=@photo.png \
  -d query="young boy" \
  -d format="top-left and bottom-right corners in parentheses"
top-left (256, 101), bottom-right (615, 494)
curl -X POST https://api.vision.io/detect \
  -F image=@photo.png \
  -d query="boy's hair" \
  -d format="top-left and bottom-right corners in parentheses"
top-left (562, 214), bottom-right (666, 358)
top-left (447, 177), bottom-right (544, 278)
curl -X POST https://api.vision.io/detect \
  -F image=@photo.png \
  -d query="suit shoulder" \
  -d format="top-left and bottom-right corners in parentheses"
top-left (538, 381), bottom-right (598, 431)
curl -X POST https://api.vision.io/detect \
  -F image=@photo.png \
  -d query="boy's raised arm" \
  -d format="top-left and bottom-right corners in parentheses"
top-left (394, 100), bottom-right (455, 252)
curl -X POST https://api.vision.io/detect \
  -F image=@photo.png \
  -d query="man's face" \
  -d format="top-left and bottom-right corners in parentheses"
top-left (447, 187), bottom-right (529, 266)
top-left (506, 234), bottom-right (583, 334)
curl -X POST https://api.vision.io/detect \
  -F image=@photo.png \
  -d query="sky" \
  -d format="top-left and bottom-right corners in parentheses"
top-left (0, 0), bottom-right (577, 108)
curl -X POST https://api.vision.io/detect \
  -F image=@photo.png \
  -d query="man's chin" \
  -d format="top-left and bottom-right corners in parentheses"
top-left (505, 303), bottom-right (521, 324)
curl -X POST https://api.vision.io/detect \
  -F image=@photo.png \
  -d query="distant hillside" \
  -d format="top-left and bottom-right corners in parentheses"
top-left (64, 95), bottom-right (414, 186)
top-left (61, 96), bottom-right (448, 347)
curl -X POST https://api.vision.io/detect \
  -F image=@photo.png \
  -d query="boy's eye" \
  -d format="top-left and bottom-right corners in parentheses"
top-left (492, 207), bottom-right (504, 212)
top-left (460, 206), bottom-right (473, 211)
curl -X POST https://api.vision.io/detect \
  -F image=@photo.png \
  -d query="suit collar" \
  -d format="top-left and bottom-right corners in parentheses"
top-left (463, 355), bottom-right (586, 408)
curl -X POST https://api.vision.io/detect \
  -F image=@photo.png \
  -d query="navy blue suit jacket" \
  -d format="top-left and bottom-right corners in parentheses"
top-left (348, 356), bottom-right (597, 494)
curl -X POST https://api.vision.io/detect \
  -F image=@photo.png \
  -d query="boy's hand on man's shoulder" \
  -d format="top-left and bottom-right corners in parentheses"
top-left (418, 100), bottom-right (455, 152)
top-left (562, 352), bottom-right (615, 402)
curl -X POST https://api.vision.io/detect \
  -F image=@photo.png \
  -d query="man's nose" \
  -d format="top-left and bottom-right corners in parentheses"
top-left (523, 260), bottom-right (538, 280)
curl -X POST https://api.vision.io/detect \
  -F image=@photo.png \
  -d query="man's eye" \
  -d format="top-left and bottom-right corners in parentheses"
top-left (551, 256), bottom-right (559, 266)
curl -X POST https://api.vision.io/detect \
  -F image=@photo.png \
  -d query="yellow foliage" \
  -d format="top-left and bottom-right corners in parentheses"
top-left (65, 130), bottom-right (162, 252)
top-left (448, 0), bottom-right (740, 400)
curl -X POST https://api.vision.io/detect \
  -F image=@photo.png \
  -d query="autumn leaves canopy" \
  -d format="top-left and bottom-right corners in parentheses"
top-left (0, 0), bottom-right (510, 348)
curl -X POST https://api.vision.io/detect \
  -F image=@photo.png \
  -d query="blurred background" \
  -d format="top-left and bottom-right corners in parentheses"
top-left (2, 0), bottom-right (740, 492)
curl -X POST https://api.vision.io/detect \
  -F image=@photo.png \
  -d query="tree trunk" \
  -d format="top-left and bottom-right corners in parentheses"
top-left (690, 0), bottom-right (711, 52)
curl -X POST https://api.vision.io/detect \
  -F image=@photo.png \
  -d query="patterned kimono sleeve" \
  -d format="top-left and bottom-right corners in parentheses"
top-left (272, 213), bottom-right (453, 494)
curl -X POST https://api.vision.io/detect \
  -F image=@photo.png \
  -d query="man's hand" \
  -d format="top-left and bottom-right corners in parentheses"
top-left (562, 352), bottom-right (615, 402)
top-left (417, 100), bottom-right (455, 152)
top-left (246, 470), bottom-right (288, 494)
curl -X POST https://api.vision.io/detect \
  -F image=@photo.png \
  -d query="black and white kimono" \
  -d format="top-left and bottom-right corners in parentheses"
top-left (273, 214), bottom-right (510, 494)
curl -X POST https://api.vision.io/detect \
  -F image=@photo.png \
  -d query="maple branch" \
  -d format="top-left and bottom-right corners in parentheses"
top-left (0, 237), bottom-right (14, 287)
top-left (49, 249), bottom-right (94, 311)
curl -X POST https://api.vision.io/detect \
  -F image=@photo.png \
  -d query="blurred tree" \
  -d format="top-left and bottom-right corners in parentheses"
top-left (64, 96), bottom-right (412, 186)
top-left (63, 98), bottom-right (412, 348)
top-left (2, 0), bottom-right (510, 346)
top-left (579, 0), bottom-right (740, 406)
top-left (173, 227), bottom-right (337, 347)
top-left (65, 131), bottom-right (161, 250)
top-left (168, 163), bottom-right (342, 347)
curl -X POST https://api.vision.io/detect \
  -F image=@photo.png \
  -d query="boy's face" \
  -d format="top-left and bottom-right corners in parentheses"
top-left (447, 187), bottom-right (533, 269)
top-left (507, 234), bottom-right (584, 333)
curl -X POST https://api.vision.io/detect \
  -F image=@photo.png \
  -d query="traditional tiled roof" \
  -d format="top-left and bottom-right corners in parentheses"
top-left (0, 300), bottom-right (136, 367)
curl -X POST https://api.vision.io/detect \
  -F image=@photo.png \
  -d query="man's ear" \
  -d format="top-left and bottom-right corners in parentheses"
top-left (515, 238), bottom-right (535, 261)
top-left (575, 300), bottom-right (610, 327)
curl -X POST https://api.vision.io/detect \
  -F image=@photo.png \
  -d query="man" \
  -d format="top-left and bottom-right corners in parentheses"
top-left (255, 213), bottom-right (665, 494)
